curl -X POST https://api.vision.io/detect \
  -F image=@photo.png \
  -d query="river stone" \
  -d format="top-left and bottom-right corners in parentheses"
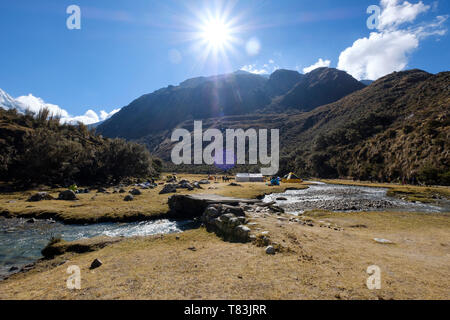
top-left (58, 190), bottom-right (78, 201)
top-left (90, 259), bottom-right (103, 269)
top-left (27, 192), bottom-right (54, 202)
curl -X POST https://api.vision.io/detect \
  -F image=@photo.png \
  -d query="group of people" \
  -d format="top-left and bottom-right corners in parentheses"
top-left (207, 175), bottom-right (232, 182)
top-left (268, 176), bottom-right (281, 186)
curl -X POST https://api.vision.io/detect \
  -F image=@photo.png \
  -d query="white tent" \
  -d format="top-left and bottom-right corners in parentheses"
top-left (235, 173), bottom-right (264, 183)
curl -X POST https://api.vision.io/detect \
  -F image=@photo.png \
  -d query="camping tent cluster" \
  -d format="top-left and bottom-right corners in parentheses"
top-left (235, 173), bottom-right (265, 183)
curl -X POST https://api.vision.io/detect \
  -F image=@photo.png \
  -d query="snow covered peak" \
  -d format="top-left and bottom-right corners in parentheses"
top-left (0, 88), bottom-right (25, 111)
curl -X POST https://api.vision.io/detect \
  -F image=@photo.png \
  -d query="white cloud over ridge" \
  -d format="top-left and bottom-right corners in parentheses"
top-left (15, 94), bottom-right (120, 125)
top-left (338, 0), bottom-right (448, 80)
top-left (241, 59), bottom-right (280, 75)
top-left (303, 58), bottom-right (331, 73)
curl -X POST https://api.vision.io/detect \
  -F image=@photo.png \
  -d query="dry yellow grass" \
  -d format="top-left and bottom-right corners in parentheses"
top-left (0, 174), bottom-right (308, 224)
top-left (1, 209), bottom-right (449, 300)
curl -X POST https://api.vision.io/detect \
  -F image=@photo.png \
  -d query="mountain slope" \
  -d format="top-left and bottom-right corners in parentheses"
top-left (274, 67), bottom-right (366, 111)
top-left (152, 69), bottom-right (449, 184)
top-left (97, 68), bottom-right (365, 140)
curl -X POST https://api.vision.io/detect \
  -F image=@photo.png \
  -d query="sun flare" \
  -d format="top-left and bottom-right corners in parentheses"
top-left (201, 19), bottom-right (232, 49)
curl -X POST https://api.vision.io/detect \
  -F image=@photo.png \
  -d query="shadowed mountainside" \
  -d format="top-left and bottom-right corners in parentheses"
top-left (97, 68), bottom-right (365, 140)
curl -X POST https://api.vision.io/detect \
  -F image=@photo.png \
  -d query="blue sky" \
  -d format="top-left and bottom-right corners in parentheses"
top-left (0, 0), bottom-right (448, 123)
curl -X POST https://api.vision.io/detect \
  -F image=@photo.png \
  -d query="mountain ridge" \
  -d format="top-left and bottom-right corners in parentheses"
top-left (97, 67), bottom-right (366, 140)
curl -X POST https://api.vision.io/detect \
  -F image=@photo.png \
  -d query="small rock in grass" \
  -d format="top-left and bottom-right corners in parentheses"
top-left (90, 258), bottom-right (103, 269)
top-left (58, 190), bottom-right (78, 201)
top-left (124, 195), bottom-right (134, 202)
top-left (265, 246), bottom-right (275, 255)
top-left (27, 192), bottom-right (54, 202)
top-left (129, 188), bottom-right (142, 196)
top-left (374, 238), bottom-right (394, 244)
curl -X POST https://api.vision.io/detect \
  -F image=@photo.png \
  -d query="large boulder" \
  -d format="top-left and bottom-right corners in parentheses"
top-left (27, 192), bottom-right (54, 202)
top-left (168, 194), bottom-right (261, 219)
top-left (159, 184), bottom-right (177, 195)
top-left (201, 204), bottom-right (250, 243)
top-left (58, 190), bottom-right (78, 201)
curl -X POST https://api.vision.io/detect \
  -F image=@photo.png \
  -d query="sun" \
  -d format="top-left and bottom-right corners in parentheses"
top-left (200, 19), bottom-right (232, 49)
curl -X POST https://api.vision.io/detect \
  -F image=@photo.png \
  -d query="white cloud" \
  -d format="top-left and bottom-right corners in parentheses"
top-left (379, 0), bottom-right (430, 30)
top-left (100, 108), bottom-right (120, 121)
top-left (241, 64), bottom-right (269, 75)
top-left (338, 0), bottom-right (448, 80)
top-left (15, 94), bottom-right (120, 125)
top-left (303, 58), bottom-right (331, 73)
top-left (16, 94), bottom-right (70, 118)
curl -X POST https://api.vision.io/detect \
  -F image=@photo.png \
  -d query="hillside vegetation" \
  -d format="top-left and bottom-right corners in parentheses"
top-left (151, 70), bottom-right (449, 185)
top-left (0, 108), bottom-right (161, 188)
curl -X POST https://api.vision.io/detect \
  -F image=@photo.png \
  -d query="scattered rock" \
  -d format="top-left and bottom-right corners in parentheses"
top-left (192, 182), bottom-right (203, 189)
top-left (129, 188), bottom-right (142, 196)
top-left (58, 190), bottom-right (78, 201)
top-left (90, 258), bottom-right (103, 269)
top-left (8, 266), bottom-right (19, 272)
top-left (187, 247), bottom-right (197, 251)
top-left (178, 180), bottom-right (194, 191)
top-left (228, 182), bottom-right (242, 187)
top-left (26, 218), bottom-right (36, 224)
top-left (276, 197), bottom-right (288, 201)
top-left (119, 188), bottom-right (126, 193)
top-left (27, 192), bottom-right (54, 202)
top-left (265, 246), bottom-right (275, 255)
top-left (97, 187), bottom-right (107, 193)
top-left (198, 179), bottom-right (210, 185)
top-left (374, 238), bottom-right (394, 244)
top-left (159, 184), bottom-right (177, 195)
top-left (124, 195), bottom-right (134, 202)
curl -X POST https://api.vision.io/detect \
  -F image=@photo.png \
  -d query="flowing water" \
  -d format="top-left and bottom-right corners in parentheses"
top-left (0, 218), bottom-right (195, 279)
top-left (264, 182), bottom-right (450, 214)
